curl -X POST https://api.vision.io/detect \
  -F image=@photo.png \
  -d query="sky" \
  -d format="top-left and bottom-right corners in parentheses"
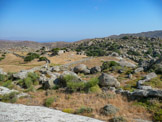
top-left (0, 0), bottom-right (162, 42)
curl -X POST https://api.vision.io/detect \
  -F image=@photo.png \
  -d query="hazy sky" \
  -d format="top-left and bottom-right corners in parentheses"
top-left (0, 0), bottom-right (162, 42)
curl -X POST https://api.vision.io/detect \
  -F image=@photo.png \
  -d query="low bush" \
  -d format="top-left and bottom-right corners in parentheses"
top-left (51, 48), bottom-right (60, 56)
top-left (75, 106), bottom-right (93, 114)
top-left (39, 57), bottom-right (48, 61)
top-left (89, 85), bottom-right (102, 93)
top-left (44, 97), bottom-right (54, 107)
top-left (0, 92), bottom-right (18, 103)
top-left (101, 61), bottom-right (119, 71)
top-left (61, 75), bottom-right (100, 93)
top-left (110, 116), bottom-right (127, 122)
top-left (17, 72), bottom-right (39, 91)
top-left (2, 80), bottom-right (13, 89)
top-left (24, 53), bottom-right (40, 62)
top-left (0, 74), bottom-right (5, 81)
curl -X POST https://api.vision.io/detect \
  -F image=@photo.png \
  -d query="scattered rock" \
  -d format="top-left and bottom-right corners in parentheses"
top-left (100, 104), bottom-right (119, 115)
top-left (0, 86), bottom-right (28, 98)
top-left (90, 66), bottom-right (101, 74)
top-left (51, 66), bottom-right (60, 72)
top-left (134, 67), bottom-right (144, 73)
top-left (0, 68), bottom-right (7, 75)
top-left (73, 64), bottom-right (90, 74)
top-left (117, 59), bottom-right (136, 68)
top-left (99, 73), bottom-right (120, 88)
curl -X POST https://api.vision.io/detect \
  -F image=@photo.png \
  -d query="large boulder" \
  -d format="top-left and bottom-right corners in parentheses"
top-left (100, 104), bottom-right (119, 115)
top-left (13, 70), bottom-right (31, 79)
top-left (90, 66), bottom-right (101, 74)
top-left (99, 73), bottom-right (120, 88)
top-left (73, 64), bottom-right (90, 74)
top-left (42, 72), bottom-right (61, 89)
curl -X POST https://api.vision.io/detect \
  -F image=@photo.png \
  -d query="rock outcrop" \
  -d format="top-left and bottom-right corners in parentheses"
top-left (0, 102), bottom-right (102, 122)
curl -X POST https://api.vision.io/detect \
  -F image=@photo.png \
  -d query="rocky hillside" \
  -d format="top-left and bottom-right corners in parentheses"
top-left (109, 30), bottom-right (162, 39)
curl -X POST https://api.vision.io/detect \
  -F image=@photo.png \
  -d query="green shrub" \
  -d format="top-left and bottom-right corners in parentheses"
top-left (0, 92), bottom-right (18, 103)
top-left (39, 57), bottom-right (48, 61)
top-left (2, 80), bottom-right (13, 89)
top-left (110, 116), bottom-right (127, 122)
top-left (0, 74), bottom-right (5, 81)
top-left (84, 77), bottom-right (99, 92)
top-left (51, 48), bottom-right (60, 55)
top-left (89, 85), bottom-right (102, 93)
top-left (24, 53), bottom-right (40, 62)
top-left (24, 77), bottom-right (33, 88)
top-left (75, 106), bottom-right (93, 114)
top-left (101, 61), bottom-right (119, 71)
top-left (67, 81), bottom-right (85, 92)
top-left (18, 72), bottom-right (39, 90)
top-left (44, 97), bottom-right (54, 107)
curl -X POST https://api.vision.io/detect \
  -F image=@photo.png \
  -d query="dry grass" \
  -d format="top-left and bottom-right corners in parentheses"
top-left (47, 51), bottom-right (87, 65)
top-left (17, 90), bottom-right (152, 122)
top-left (0, 53), bottom-right (45, 72)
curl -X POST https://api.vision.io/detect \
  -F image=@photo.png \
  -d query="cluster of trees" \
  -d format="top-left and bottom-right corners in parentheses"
top-left (24, 53), bottom-right (40, 62)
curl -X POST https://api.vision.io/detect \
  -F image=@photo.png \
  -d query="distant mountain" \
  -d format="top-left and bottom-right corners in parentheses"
top-left (0, 40), bottom-right (71, 49)
top-left (0, 30), bottom-right (162, 49)
top-left (108, 30), bottom-right (162, 39)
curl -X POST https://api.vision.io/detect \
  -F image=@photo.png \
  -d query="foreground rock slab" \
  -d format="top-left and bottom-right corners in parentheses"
top-left (0, 102), bottom-right (103, 122)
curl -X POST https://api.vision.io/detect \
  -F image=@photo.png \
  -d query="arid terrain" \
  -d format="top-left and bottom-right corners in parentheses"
top-left (0, 31), bottom-right (161, 122)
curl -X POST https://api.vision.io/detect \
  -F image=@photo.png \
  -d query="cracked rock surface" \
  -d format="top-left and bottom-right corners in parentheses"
top-left (0, 102), bottom-right (103, 122)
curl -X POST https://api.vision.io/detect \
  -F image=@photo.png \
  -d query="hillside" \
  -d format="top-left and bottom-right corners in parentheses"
top-left (0, 30), bottom-right (162, 49)
top-left (0, 40), bottom-right (71, 49)
top-left (109, 30), bottom-right (162, 39)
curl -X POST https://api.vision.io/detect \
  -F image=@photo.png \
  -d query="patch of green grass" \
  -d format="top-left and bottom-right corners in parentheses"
top-left (144, 75), bottom-right (162, 89)
top-left (44, 97), bottom-right (54, 107)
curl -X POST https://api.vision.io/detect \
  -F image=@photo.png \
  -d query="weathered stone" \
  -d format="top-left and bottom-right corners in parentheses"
top-left (0, 68), bottom-right (7, 75)
top-left (134, 67), bottom-right (144, 73)
top-left (99, 73), bottom-right (120, 88)
top-left (51, 66), bottom-right (60, 72)
top-left (117, 59), bottom-right (136, 68)
top-left (100, 104), bottom-right (119, 115)
top-left (90, 66), bottom-right (101, 74)
top-left (0, 102), bottom-right (102, 122)
top-left (73, 64), bottom-right (90, 74)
